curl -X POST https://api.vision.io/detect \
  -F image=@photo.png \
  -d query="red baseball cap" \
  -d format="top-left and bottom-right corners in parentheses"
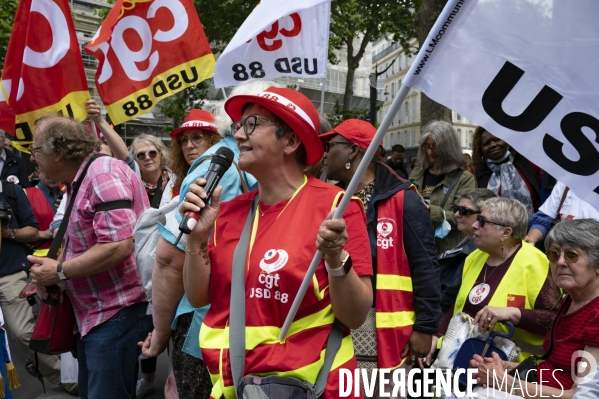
top-left (170, 109), bottom-right (218, 139)
top-left (319, 119), bottom-right (383, 151)
top-left (224, 87), bottom-right (323, 165)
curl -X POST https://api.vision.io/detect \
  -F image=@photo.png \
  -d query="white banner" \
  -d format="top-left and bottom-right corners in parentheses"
top-left (214, 0), bottom-right (331, 88)
top-left (403, 0), bottom-right (599, 209)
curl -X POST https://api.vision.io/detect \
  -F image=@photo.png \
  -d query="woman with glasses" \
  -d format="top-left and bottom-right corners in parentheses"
top-left (321, 118), bottom-right (441, 397)
top-left (170, 87), bottom-right (373, 399)
top-left (130, 134), bottom-right (172, 209)
top-left (409, 121), bottom-right (475, 254)
top-left (470, 219), bottom-right (599, 399)
top-left (429, 198), bottom-right (560, 365)
top-left (437, 188), bottom-right (497, 314)
top-left (159, 110), bottom-right (224, 208)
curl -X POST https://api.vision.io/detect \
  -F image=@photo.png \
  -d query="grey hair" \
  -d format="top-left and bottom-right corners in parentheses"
top-left (545, 219), bottom-right (599, 267)
top-left (0, 130), bottom-right (5, 138)
top-left (460, 188), bottom-right (497, 212)
top-left (129, 134), bottom-right (170, 169)
top-left (319, 115), bottom-right (332, 135)
top-left (211, 80), bottom-right (284, 137)
top-left (482, 197), bottom-right (528, 240)
top-left (416, 120), bottom-right (464, 174)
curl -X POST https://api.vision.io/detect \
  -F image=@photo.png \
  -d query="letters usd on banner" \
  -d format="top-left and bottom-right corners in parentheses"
top-left (0, 0), bottom-right (90, 143)
top-left (402, 0), bottom-right (599, 209)
top-left (214, 0), bottom-right (331, 88)
top-left (84, 0), bottom-right (215, 125)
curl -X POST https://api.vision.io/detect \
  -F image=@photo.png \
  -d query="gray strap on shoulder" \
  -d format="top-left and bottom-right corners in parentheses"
top-left (230, 196), bottom-right (258, 394)
top-left (314, 319), bottom-right (344, 397)
top-left (229, 196), bottom-right (344, 397)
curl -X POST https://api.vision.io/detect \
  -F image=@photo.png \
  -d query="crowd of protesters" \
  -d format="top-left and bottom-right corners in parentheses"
top-left (0, 81), bottom-right (598, 399)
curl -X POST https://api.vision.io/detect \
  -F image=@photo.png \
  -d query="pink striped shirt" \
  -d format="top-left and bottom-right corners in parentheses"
top-left (63, 154), bottom-right (149, 336)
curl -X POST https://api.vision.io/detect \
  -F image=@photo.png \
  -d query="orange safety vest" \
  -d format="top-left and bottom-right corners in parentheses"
top-left (373, 189), bottom-right (415, 369)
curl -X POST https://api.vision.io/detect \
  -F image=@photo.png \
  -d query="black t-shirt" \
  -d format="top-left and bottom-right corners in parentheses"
top-left (421, 169), bottom-right (445, 203)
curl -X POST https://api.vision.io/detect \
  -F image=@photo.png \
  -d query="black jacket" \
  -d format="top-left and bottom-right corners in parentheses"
top-left (367, 163), bottom-right (442, 335)
top-left (1, 150), bottom-right (30, 188)
top-left (437, 237), bottom-right (477, 314)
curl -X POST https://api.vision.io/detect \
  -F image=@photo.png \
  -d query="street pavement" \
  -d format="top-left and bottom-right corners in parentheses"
top-left (7, 331), bottom-right (170, 399)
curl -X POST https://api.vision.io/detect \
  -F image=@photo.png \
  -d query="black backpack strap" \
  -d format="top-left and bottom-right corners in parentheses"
top-left (47, 154), bottom-right (109, 259)
top-left (440, 169), bottom-right (464, 209)
top-left (149, 176), bottom-right (163, 209)
top-left (96, 200), bottom-right (132, 212)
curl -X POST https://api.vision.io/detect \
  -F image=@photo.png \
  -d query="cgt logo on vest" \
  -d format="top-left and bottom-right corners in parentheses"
top-left (377, 218), bottom-right (397, 249)
top-left (251, 249), bottom-right (290, 303)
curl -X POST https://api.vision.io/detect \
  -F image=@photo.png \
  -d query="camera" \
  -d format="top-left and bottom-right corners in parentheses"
top-left (0, 203), bottom-right (11, 227)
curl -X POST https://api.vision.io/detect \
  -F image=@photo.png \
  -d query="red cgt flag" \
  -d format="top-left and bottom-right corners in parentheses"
top-left (84, 0), bottom-right (215, 125)
top-left (0, 0), bottom-right (90, 143)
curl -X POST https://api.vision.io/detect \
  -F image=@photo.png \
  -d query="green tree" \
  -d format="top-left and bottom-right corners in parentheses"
top-left (0, 0), bottom-right (18, 72)
top-left (330, 0), bottom-right (420, 115)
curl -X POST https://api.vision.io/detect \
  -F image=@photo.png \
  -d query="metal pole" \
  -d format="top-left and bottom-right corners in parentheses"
top-left (278, 83), bottom-right (412, 341)
top-left (319, 78), bottom-right (326, 114)
top-left (369, 73), bottom-right (377, 126)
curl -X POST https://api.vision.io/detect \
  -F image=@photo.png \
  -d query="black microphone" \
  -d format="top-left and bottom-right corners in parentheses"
top-left (174, 147), bottom-right (235, 245)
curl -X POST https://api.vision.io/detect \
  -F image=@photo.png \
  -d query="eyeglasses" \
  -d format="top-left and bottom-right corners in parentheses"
top-left (231, 115), bottom-right (278, 135)
top-left (452, 205), bottom-right (480, 216)
top-left (325, 140), bottom-right (353, 152)
top-left (30, 146), bottom-right (44, 157)
top-left (136, 150), bottom-right (158, 160)
top-left (476, 215), bottom-right (506, 228)
top-left (547, 249), bottom-right (580, 263)
top-left (423, 145), bottom-right (437, 152)
top-left (178, 133), bottom-right (204, 147)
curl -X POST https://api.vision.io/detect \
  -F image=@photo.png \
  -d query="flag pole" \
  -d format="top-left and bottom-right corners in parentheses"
top-left (319, 77), bottom-right (326, 114)
top-left (279, 82), bottom-right (412, 341)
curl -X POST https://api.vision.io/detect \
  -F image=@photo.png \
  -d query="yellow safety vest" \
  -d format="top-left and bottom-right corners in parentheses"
top-left (454, 241), bottom-right (549, 361)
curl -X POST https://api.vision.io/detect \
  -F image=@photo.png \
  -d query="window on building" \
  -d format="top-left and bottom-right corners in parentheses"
top-left (456, 113), bottom-right (462, 121)
top-left (411, 130), bottom-right (416, 147)
top-left (405, 100), bottom-right (410, 123)
top-left (457, 129), bottom-right (463, 146)
top-left (411, 100), bottom-right (416, 122)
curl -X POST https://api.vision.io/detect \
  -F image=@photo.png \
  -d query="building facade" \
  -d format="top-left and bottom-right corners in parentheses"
top-left (372, 38), bottom-right (477, 157)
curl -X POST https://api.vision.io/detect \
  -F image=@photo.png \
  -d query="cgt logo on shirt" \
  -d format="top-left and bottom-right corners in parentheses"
top-left (259, 249), bottom-right (289, 274)
top-left (377, 218), bottom-right (397, 249)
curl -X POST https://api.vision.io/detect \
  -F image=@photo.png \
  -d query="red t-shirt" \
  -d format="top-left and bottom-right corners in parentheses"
top-left (537, 295), bottom-right (599, 390)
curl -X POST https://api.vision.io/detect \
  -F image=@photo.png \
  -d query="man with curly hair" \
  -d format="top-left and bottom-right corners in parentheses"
top-left (28, 115), bottom-right (150, 398)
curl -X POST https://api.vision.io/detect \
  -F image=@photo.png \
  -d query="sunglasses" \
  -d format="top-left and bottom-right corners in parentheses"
top-left (476, 215), bottom-right (506, 228)
top-left (178, 133), bottom-right (204, 147)
top-left (136, 150), bottom-right (158, 161)
top-left (452, 205), bottom-right (480, 216)
top-left (231, 115), bottom-right (278, 135)
top-left (325, 140), bottom-right (353, 152)
top-left (547, 249), bottom-right (580, 263)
